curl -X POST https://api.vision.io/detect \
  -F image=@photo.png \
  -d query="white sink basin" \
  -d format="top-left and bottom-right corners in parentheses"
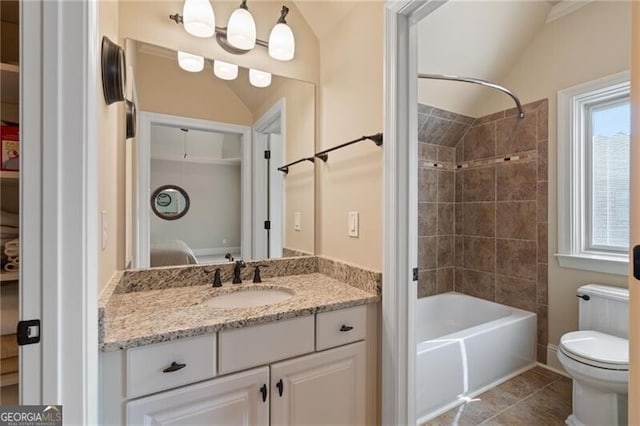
top-left (205, 288), bottom-right (294, 308)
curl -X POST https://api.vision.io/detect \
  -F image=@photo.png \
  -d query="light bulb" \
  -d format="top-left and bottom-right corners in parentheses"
top-left (227, 5), bottom-right (256, 50)
top-left (182, 0), bottom-right (215, 38)
top-left (213, 60), bottom-right (238, 80)
top-left (177, 51), bottom-right (204, 72)
top-left (249, 69), bottom-right (271, 88)
top-left (268, 22), bottom-right (295, 61)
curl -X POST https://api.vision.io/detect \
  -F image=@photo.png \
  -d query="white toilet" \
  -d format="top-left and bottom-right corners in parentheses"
top-left (557, 284), bottom-right (629, 426)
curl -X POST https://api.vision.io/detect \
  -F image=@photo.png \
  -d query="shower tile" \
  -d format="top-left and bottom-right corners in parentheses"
top-left (419, 168), bottom-right (438, 202)
top-left (437, 268), bottom-right (454, 294)
top-left (419, 142), bottom-right (437, 162)
top-left (455, 236), bottom-right (464, 267)
top-left (538, 139), bottom-right (548, 181)
top-left (496, 275), bottom-right (536, 312)
top-left (419, 237), bottom-right (437, 270)
top-left (419, 202), bottom-right (437, 236)
top-left (537, 304), bottom-right (548, 348)
top-left (431, 107), bottom-right (460, 121)
top-left (496, 113), bottom-right (537, 156)
top-left (538, 224), bottom-right (548, 264)
top-left (537, 100), bottom-right (549, 141)
top-left (455, 142), bottom-right (464, 162)
top-left (458, 269), bottom-right (495, 301)
top-left (474, 110), bottom-right (505, 125)
top-left (537, 344), bottom-right (548, 364)
top-left (462, 202), bottom-right (495, 237)
top-left (455, 204), bottom-right (463, 234)
top-left (418, 270), bottom-right (437, 298)
top-left (418, 103), bottom-right (433, 115)
top-left (496, 201), bottom-right (536, 240)
top-left (437, 236), bottom-right (454, 268)
top-left (504, 99), bottom-right (547, 119)
top-left (418, 113), bottom-right (429, 134)
top-left (463, 122), bottom-right (496, 161)
top-left (437, 145), bottom-right (455, 163)
top-left (441, 121), bottom-right (470, 147)
top-left (463, 237), bottom-right (495, 273)
top-left (496, 239), bottom-right (537, 280)
top-left (462, 166), bottom-right (495, 202)
top-left (537, 182), bottom-right (548, 223)
top-left (537, 263), bottom-right (548, 305)
top-left (437, 171), bottom-right (455, 202)
top-left (419, 115), bottom-right (451, 144)
top-left (437, 203), bottom-right (454, 235)
top-left (455, 170), bottom-right (463, 203)
top-left (496, 161), bottom-right (537, 201)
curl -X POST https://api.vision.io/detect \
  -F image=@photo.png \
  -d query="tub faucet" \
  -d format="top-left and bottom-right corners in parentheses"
top-left (233, 260), bottom-right (246, 284)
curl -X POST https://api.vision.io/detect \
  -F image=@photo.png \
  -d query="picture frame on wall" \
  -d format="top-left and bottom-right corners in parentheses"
top-left (1, 126), bottom-right (19, 171)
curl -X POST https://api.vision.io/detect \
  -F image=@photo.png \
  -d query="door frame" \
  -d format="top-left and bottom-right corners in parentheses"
top-left (382, 1), bottom-right (447, 424)
top-left (251, 98), bottom-right (286, 259)
top-left (22, 0), bottom-right (100, 422)
top-left (134, 111), bottom-right (252, 268)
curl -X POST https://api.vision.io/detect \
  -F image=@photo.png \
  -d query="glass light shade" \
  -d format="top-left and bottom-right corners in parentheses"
top-left (227, 7), bottom-right (257, 50)
top-left (268, 23), bottom-right (295, 61)
top-left (213, 60), bottom-right (238, 80)
top-left (182, 0), bottom-right (216, 38)
top-left (249, 69), bottom-right (271, 88)
top-left (177, 51), bottom-right (204, 72)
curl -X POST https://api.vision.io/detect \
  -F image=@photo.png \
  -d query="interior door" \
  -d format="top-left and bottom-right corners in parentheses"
top-left (270, 342), bottom-right (366, 426)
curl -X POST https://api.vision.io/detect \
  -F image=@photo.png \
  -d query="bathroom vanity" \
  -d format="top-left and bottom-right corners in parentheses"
top-left (99, 257), bottom-right (380, 425)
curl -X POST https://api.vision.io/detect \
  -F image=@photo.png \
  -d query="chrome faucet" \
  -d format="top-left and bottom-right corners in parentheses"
top-left (233, 260), bottom-right (246, 284)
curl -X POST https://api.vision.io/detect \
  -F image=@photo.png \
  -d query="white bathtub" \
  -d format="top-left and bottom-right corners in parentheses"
top-left (415, 292), bottom-right (536, 424)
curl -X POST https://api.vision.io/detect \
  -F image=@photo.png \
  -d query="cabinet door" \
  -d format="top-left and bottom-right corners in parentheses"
top-left (271, 341), bottom-right (365, 426)
top-left (127, 366), bottom-right (269, 426)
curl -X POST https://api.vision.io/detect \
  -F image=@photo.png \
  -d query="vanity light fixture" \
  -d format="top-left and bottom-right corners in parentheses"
top-left (169, 2), bottom-right (295, 61)
top-left (182, 0), bottom-right (216, 38)
top-left (213, 60), bottom-right (239, 80)
top-left (249, 69), bottom-right (271, 88)
top-left (177, 51), bottom-right (205, 72)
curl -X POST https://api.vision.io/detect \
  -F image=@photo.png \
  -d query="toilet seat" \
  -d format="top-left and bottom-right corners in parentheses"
top-left (560, 330), bottom-right (628, 371)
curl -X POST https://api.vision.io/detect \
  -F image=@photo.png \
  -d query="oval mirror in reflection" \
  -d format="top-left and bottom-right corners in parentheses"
top-left (151, 185), bottom-right (190, 220)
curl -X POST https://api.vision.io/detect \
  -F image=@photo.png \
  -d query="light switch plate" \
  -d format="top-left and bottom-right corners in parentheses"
top-left (348, 211), bottom-right (359, 238)
top-left (101, 210), bottom-right (108, 250)
top-left (294, 212), bottom-right (301, 231)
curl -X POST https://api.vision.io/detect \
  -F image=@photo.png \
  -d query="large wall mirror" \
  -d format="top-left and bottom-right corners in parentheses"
top-left (127, 40), bottom-right (315, 268)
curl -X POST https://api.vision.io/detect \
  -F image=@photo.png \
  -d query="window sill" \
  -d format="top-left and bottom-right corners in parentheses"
top-left (555, 253), bottom-right (628, 276)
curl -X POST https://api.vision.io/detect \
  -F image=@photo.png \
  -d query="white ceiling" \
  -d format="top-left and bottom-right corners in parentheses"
top-left (417, 0), bottom-right (552, 117)
top-left (292, 1), bottom-right (358, 40)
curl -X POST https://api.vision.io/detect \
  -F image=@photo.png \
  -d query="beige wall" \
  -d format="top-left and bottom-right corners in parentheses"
top-left (476, 2), bottom-right (631, 352)
top-left (252, 79), bottom-right (315, 255)
top-left (119, 1), bottom-right (320, 84)
top-left (135, 52), bottom-right (254, 125)
top-left (317, 2), bottom-right (383, 271)
top-left (99, 0), bottom-right (126, 291)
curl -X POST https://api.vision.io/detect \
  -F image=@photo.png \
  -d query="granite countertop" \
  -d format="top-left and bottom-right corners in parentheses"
top-left (100, 272), bottom-right (379, 351)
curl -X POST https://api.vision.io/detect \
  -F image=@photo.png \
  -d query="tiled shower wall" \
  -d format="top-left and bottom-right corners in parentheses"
top-left (417, 100), bottom-right (549, 363)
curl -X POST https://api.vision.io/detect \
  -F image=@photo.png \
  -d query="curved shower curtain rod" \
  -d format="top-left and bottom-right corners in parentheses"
top-left (418, 73), bottom-right (525, 119)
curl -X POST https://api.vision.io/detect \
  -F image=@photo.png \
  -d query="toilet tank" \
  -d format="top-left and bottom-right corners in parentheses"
top-left (578, 284), bottom-right (629, 338)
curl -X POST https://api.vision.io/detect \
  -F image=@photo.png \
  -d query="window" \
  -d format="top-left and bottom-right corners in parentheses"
top-left (557, 71), bottom-right (630, 275)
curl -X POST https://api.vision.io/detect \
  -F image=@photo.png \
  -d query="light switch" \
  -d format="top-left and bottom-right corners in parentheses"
top-left (294, 212), bottom-right (301, 231)
top-left (348, 211), bottom-right (359, 238)
top-left (101, 210), bottom-right (108, 250)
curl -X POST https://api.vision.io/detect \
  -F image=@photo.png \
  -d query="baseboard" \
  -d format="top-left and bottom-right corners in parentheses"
top-left (191, 247), bottom-right (241, 256)
top-left (544, 344), bottom-right (569, 376)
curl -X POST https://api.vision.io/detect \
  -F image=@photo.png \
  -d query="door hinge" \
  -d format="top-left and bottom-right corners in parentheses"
top-left (264, 150), bottom-right (271, 160)
top-left (412, 268), bottom-right (419, 282)
top-left (17, 319), bottom-right (40, 346)
top-left (264, 220), bottom-right (271, 230)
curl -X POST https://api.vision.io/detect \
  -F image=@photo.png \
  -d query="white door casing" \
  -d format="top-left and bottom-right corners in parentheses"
top-left (135, 112), bottom-right (252, 267)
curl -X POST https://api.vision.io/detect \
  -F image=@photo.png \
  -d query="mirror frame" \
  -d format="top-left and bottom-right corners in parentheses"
top-left (150, 184), bottom-right (191, 221)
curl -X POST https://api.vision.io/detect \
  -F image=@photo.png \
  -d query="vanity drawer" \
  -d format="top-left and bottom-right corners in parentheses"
top-left (218, 316), bottom-right (314, 374)
top-left (316, 305), bottom-right (367, 351)
top-left (126, 334), bottom-right (216, 399)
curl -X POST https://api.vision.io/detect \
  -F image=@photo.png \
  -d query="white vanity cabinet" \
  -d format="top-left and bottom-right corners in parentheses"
top-left (101, 304), bottom-right (376, 426)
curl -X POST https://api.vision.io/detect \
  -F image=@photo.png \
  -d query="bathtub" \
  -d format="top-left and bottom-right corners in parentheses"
top-left (415, 292), bottom-right (536, 424)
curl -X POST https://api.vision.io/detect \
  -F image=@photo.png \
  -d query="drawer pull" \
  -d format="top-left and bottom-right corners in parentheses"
top-left (162, 362), bottom-right (186, 373)
top-left (276, 379), bottom-right (284, 397)
top-left (340, 325), bottom-right (354, 332)
top-left (260, 384), bottom-right (268, 402)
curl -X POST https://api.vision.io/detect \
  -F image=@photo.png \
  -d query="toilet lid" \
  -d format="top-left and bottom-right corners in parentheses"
top-left (560, 330), bottom-right (628, 369)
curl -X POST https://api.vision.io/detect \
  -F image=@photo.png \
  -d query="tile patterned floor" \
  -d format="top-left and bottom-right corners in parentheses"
top-left (423, 366), bottom-right (572, 426)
